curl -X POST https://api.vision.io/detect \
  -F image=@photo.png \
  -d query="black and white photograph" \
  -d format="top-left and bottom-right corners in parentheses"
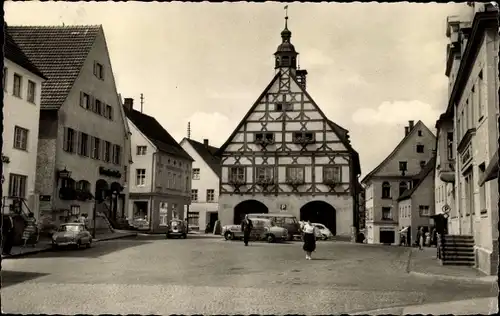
top-left (1, 1), bottom-right (499, 314)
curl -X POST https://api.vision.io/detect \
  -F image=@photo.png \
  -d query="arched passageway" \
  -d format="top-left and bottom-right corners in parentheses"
top-left (233, 200), bottom-right (268, 224)
top-left (300, 201), bottom-right (336, 236)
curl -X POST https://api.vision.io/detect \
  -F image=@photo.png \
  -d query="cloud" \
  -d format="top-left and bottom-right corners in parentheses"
top-left (176, 112), bottom-right (234, 147)
top-left (351, 100), bottom-right (441, 127)
top-left (300, 48), bottom-right (334, 67)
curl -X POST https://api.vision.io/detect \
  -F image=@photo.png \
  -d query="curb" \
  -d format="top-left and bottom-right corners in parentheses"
top-left (95, 233), bottom-right (138, 242)
top-left (2, 233), bottom-right (138, 259)
top-left (408, 271), bottom-right (497, 283)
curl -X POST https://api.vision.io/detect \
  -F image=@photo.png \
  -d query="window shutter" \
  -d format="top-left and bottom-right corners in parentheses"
top-left (90, 95), bottom-right (95, 111)
top-left (80, 92), bottom-right (84, 107)
top-left (63, 128), bottom-right (68, 151)
top-left (75, 131), bottom-right (81, 154)
top-left (93, 61), bottom-right (97, 76)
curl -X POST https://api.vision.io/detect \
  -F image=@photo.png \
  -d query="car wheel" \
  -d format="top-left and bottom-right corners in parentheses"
top-left (224, 231), bottom-right (234, 240)
top-left (267, 234), bottom-right (275, 243)
top-left (322, 234), bottom-right (328, 241)
top-left (76, 240), bottom-right (82, 249)
top-left (87, 239), bottom-right (92, 248)
top-left (52, 243), bottom-right (58, 250)
top-left (166, 234), bottom-right (169, 239)
top-left (287, 234), bottom-right (294, 241)
top-left (182, 234), bottom-right (187, 239)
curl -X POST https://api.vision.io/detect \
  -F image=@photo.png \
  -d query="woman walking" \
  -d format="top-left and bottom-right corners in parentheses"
top-left (302, 220), bottom-right (317, 260)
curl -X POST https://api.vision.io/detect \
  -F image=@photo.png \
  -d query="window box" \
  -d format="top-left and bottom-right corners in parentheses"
top-left (256, 177), bottom-right (275, 187)
top-left (76, 189), bottom-right (93, 202)
top-left (323, 178), bottom-right (338, 186)
top-left (59, 187), bottom-right (77, 200)
top-left (286, 178), bottom-right (304, 185)
top-left (229, 178), bottom-right (246, 186)
top-left (293, 132), bottom-right (315, 144)
top-left (255, 137), bottom-right (275, 145)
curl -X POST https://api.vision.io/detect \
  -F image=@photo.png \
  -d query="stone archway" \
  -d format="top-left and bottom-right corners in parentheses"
top-left (300, 201), bottom-right (337, 236)
top-left (233, 200), bottom-right (268, 224)
top-left (95, 179), bottom-right (109, 202)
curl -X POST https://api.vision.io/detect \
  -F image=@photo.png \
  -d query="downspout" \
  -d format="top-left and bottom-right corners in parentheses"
top-left (453, 105), bottom-right (461, 235)
top-left (150, 152), bottom-right (157, 232)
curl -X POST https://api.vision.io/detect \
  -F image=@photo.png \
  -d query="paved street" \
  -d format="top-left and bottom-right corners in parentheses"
top-left (2, 236), bottom-right (497, 314)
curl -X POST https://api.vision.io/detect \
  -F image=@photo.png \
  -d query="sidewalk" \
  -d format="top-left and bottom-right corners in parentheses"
top-left (353, 297), bottom-right (498, 315)
top-left (408, 247), bottom-right (496, 283)
top-left (1, 231), bottom-right (137, 259)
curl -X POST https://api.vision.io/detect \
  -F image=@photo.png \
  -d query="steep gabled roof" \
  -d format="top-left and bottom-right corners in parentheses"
top-left (125, 108), bottom-right (193, 161)
top-left (183, 138), bottom-right (221, 177)
top-left (215, 70), bottom-right (361, 177)
top-left (361, 120), bottom-right (434, 184)
top-left (398, 156), bottom-right (436, 201)
top-left (7, 25), bottom-right (101, 110)
top-left (4, 27), bottom-right (46, 79)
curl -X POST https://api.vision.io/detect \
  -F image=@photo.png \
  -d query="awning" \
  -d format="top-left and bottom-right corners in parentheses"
top-left (479, 150), bottom-right (498, 186)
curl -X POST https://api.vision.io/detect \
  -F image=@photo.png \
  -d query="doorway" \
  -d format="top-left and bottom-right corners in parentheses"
top-left (379, 230), bottom-right (395, 244)
top-left (208, 212), bottom-right (219, 233)
top-left (300, 201), bottom-right (337, 236)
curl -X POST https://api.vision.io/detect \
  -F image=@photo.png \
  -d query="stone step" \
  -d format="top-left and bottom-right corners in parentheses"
top-left (444, 235), bottom-right (474, 241)
top-left (441, 260), bottom-right (475, 266)
top-left (442, 254), bottom-right (475, 260)
top-left (443, 242), bottom-right (475, 247)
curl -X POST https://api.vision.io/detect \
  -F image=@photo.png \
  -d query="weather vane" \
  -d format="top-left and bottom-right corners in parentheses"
top-left (284, 5), bottom-right (289, 28)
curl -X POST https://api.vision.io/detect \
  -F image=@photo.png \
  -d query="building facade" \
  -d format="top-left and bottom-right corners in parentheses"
top-left (124, 98), bottom-right (193, 233)
top-left (437, 4), bottom-right (499, 275)
top-left (216, 17), bottom-right (362, 240)
top-left (179, 138), bottom-right (221, 232)
top-left (398, 157), bottom-right (436, 245)
top-left (8, 25), bottom-right (132, 230)
top-left (2, 29), bottom-right (46, 218)
top-left (363, 120), bottom-right (436, 245)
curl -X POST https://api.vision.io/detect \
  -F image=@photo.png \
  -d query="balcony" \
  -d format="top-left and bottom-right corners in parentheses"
top-left (438, 160), bottom-right (456, 183)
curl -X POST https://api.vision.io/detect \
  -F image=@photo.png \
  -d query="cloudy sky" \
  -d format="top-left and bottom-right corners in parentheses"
top-left (5, 2), bottom-right (470, 177)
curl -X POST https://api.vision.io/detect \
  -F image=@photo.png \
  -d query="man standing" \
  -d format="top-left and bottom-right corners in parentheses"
top-left (241, 215), bottom-right (253, 246)
top-left (2, 214), bottom-right (15, 255)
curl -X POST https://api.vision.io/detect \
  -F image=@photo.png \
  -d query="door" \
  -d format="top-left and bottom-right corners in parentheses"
top-left (209, 213), bottom-right (218, 232)
top-left (379, 230), bottom-right (395, 244)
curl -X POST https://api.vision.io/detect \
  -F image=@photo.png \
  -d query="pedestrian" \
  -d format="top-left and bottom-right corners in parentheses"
top-left (417, 227), bottom-right (424, 250)
top-left (302, 220), bottom-right (317, 260)
top-left (241, 215), bottom-right (253, 246)
top-left (2, 214), bottom-right (15, 255)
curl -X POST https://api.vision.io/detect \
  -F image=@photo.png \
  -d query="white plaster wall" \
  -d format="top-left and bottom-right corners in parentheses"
top-left (2, 58), bottom-right (44, 216)
top-left (127, 120), bottom-right (156, 194)
top-left (179, 139), bottom-right (219, 230)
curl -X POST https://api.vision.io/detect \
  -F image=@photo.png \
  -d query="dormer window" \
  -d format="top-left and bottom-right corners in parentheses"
top-left (276, 103), bottom-right (292, 111)
top-left (399, 161), bottom-right (408, 174)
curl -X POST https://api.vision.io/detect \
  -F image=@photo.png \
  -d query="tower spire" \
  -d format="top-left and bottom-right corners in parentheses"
top-left (274, 5), bottom-right (298, 70)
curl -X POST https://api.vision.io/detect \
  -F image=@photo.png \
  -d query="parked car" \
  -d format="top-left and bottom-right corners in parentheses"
top-left (221, 218), bottom-right (288, 243)
top-left (130, 217), bottom-right (150, 230)
top-left (52, 223), bottom-right (92, 249)
top-left (246, 213), bottom-right (300, 240)
top-left (312, 223), bottom-right (333, 240)
top-left (166, 219), bottom-right (187, 239)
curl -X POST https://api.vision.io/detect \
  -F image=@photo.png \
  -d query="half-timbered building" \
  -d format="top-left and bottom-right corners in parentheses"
top-left (216, 17), bottom-right (362, 240)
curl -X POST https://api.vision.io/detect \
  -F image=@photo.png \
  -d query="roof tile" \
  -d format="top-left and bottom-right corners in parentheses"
top-left (185, 139), bottom-right (221, 177)
top-left (7, 25), bottom-right (101, 109)
top-left (125, 108), bottom-right (193, 161)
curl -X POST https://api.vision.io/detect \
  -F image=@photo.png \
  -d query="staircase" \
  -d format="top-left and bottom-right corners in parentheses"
top-left (440, 235), bottom-right (475, 266)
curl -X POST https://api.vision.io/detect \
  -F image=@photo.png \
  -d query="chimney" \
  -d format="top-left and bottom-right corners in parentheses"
top-left (203, 139), bottom-right (209, 147)
top-left (404, 126), bottom-right (409, 136)
top-left (296, 69), bottom-right (308, 90)
top-left (123, 98), bottom-right (134, 111)
top-left (409, 120), bottom-right (415, 131)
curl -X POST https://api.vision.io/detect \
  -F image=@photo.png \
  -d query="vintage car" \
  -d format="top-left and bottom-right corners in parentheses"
top-left (52, 223), bottom-right (92, 249)
top-left (221, 218), bottom-right (288, 243)
top-left (166, 219), bottom-right (188, 239)
top-left (247, 213), bottom-right (301, 240)
top-left (312, 223), bottom-right (333, 240)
